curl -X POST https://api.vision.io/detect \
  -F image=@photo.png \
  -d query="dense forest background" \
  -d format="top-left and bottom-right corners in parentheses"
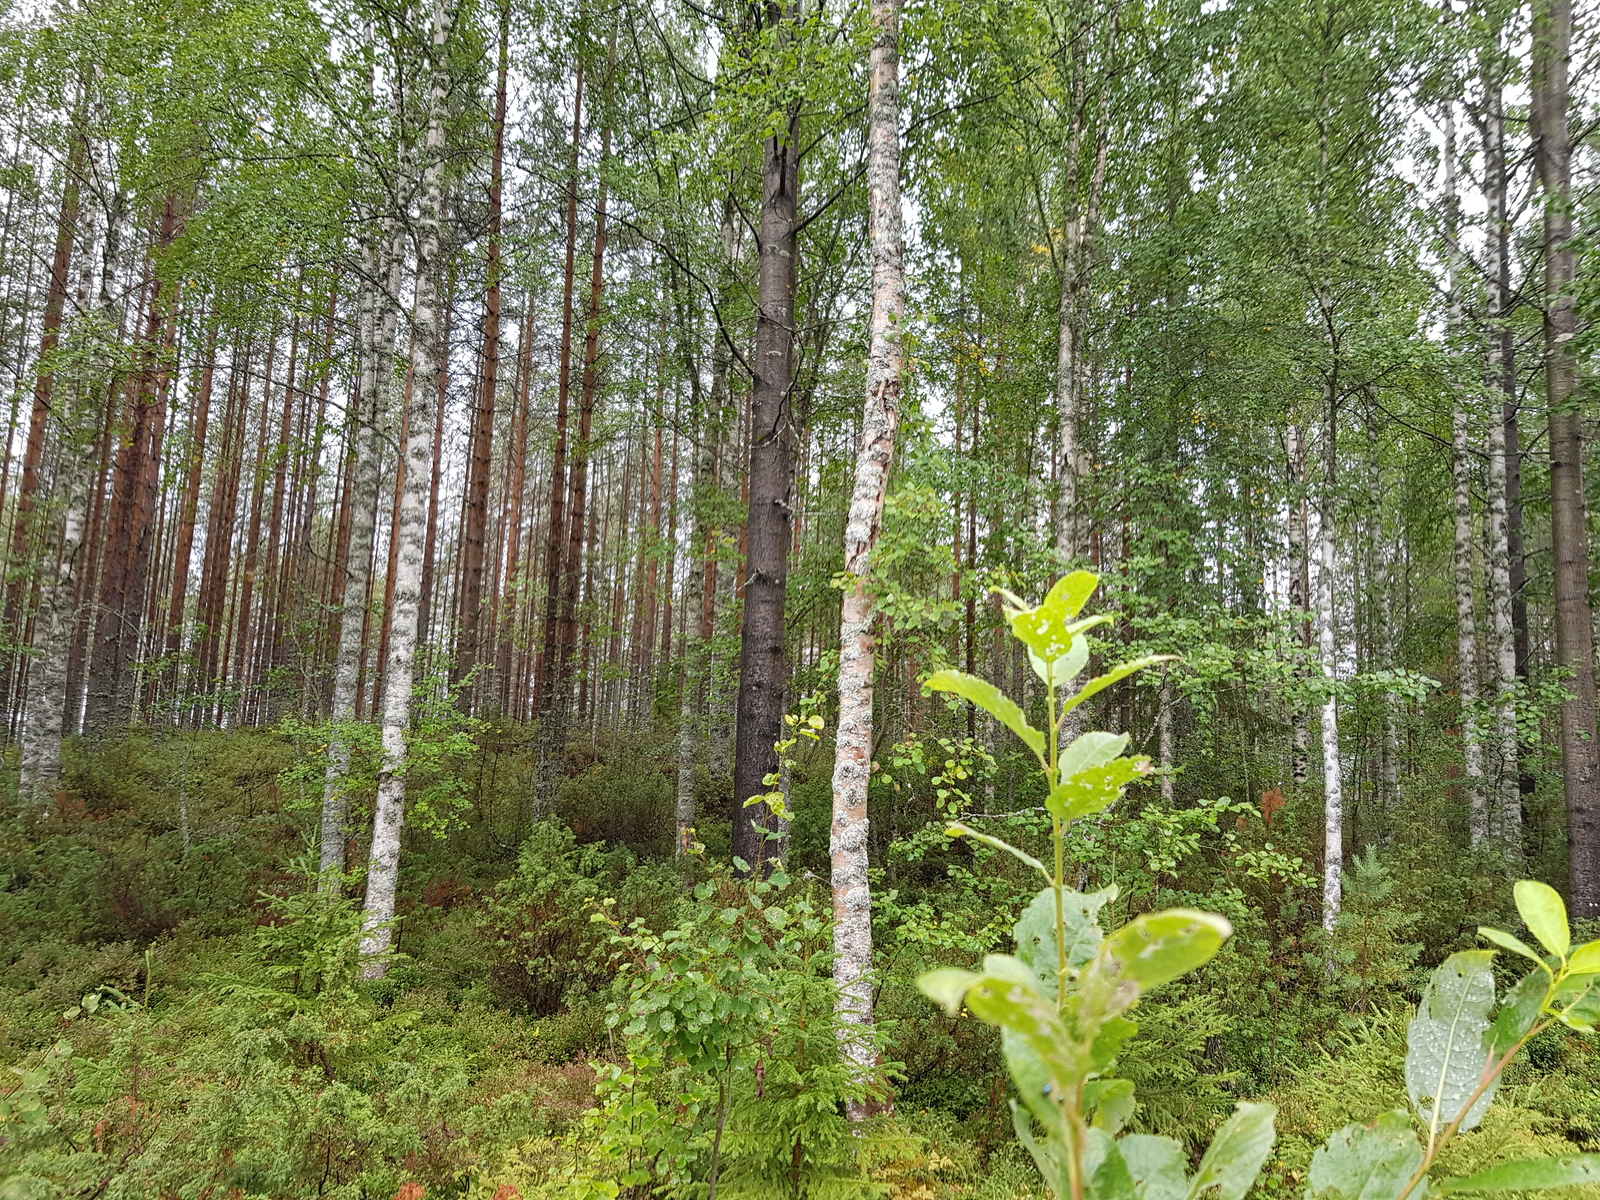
top-left (5, 0), bottom-right (1600, 1193)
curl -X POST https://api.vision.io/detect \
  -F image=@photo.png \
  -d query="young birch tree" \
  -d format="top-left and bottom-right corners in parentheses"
top-left (360, 0), bottom-right (454, 971)
top-left (831, 0), bottom-right (903, 1120)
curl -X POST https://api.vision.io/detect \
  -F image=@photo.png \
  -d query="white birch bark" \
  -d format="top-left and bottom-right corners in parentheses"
top-left (1287, 424), bottom-right (1310, 789)
top-left (1480, 71), bottom-right (1521, 860)
top-left (360, 0), bottom-right (453, 972)
top-left (19, 456), bottom-right (86, 804)
top-left (1317, 420), bottom-right (1342, 934)
top-left (320, 218), bottom-right (399, 879)
top-left (832, 0), bottom-right (903, 1119)
top-left (1158, 671), bottom-right (1174, 803)
top-left (1439, 103), bottom-right (1488, 845)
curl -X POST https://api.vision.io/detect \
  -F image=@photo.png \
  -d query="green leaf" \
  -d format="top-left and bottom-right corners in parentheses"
top-left (1013, 1102), bottom-right (1070, 1200)
top-left (1008, 572), bottom-right (1101, 663)
top-left (925, 670), bottom-right (1045, 757)
top-left (1048, 757), bottom-right (1152, 823)
top-left (1061, 656), bottom-right (1176, 716)
top-left (1121, 1134), bottom-right (1190, 1200)
top-left (1556, 976), bottom-right (1600, 1031)
top-left (1003, 1029), bottom-right (1061, 1130)
top-left (1487, 969), bottom-right (1548, 1058)
top-left (1307, 1111), bottom-right (1426, 1200)
top-left (1014, 884), bottom-right (1114, 993)
top-left (1084, 1129), bottom-right (1138, 1200)
top-left (917, 967), bottom-right (977, 1016)
top-left (1567, 939), bottom-right (1600, 975)
top-left (1438, 1156), bottom-right (1600, 1193)
top-left (1405, 950), bottom-right (1498, 1132)
top-left (1189, 1103), bottom-right (1278, 1200)
top-left (1089, 1015), bottom-right (1139, 1070)
top-left (1059, 731), bottom-right (1131, 780)
top-left (947, 822), bottom-right (1049, 877)
top-left (1088, 909), bottom-right (1232, 1009)
top-left (1514, 881), bottom-right (1570, 959)
top-left (1477, 927), bottom-right (1547, 970)
top-left (1030, 634), bottom-right (1089, 687)
top-left (1086, 1078), bottom-right (1137, 1134)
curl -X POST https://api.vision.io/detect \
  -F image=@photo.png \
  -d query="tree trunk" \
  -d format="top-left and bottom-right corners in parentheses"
top-left (4, 133), bottom-right (82, 723)
top-left (360, 0), bottom-right (455, 971)
top-left (1533, 0), bottom-right (1600, 917)
top-left (532, 54), bottom-right (584, 804)
top-left (1287, 423), bottom-right (1310, 790)
top-left (832, 0), bottom-right (903, 1119)
top-left (455, 2), bottom-right (508, 706)
top-left (731, 30), bottom-right (800, 872)
top-left (1317, 396), bottom-right (1342, 934)
top-left (320, 217), bottom-right (400, 880)
top-left (19, 434), bottom-right (89, 803)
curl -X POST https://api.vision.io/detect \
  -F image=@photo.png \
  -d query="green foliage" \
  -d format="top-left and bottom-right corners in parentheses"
top-left (568, 869), bottom-right (897, 1199)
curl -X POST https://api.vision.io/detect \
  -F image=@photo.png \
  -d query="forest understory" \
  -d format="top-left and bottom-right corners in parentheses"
top-left (10, 0), bottom-right (1600, 1192)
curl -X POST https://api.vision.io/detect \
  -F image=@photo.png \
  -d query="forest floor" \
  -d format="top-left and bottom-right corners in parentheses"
top-left (3, 728), bottom-right (1600, 1199)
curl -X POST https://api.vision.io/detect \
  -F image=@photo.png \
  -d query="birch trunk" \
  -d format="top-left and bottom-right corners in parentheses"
top-left (360, 0), bottom-right (453, 970)
top-left (319, 217), bottom-right (399, 879)
top-left (832, 0), bottom-right (903, 1119)
top-left (1480, 66), bottom-right (1521, 862)
top-left (19, 450), bottom-right (87, 804)
top-left (1287, 424), bottom-right (1310, 790)
top-left (1442, 106), bottom-right (1487, 844)
top-left (1317, 404), bottom-right (1342, 933)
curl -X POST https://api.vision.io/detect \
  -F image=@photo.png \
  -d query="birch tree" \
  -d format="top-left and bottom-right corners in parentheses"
top-left (359, 0), bottom-right (454, 971)
top-left (831, 0), bottom-right (902, 1119)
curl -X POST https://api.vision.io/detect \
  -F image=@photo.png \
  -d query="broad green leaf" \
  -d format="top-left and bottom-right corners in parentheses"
top-left (1567, 939), bottom-right (1600, 975)
top-left (1556, 976), bottom-right (1600, 1031)
top-left (1030, 634), bottom-right (1089, 687)
top-left (1476, 927), bottom-right (1547, 970)
top-left (1009, 572), bottom-right (1101, 663)
top-left (1188, 1103), bottom-right (1278, 1200)
top-left (917, 967), bottom-right (977, 1016)
top-left (1121, 1134), bottom-right (1190, 1200)
top-left (947, 822), bottom-right (1049, 877)
top-left (1307, 1111), bottom-right (1426, 1200)
top-left (1059, 731), bottom-right (1132, 782)
top-left (1513, 881), bottom-right (1570, 959)
top-left (1487, 969), bottom-right (1548, 1058)
top-left (1086, 1078), bottom-right (1136, 1133)
top-left (1405, 950), bottom-right (1497, 1132)
top-left (1089, 909), bottom-right (1232, 1009)
top-left (1014, 884), bottom-right (1114, 992)
top-left (1048, 757), bottom-right (1151, 823)
top-left (1084, 1128), bottom-right (1138, 1200)
top-left (1013, 1102), bottom-right (1070, 1200)
top-left (1003, 1029), bottom-right (1062, 1131)
top-left (1089, 1015), bottom-right (1139, 1070)
top-left (1061, 656), bottom-right (1176, 716)
top-left (926, 670), bottom-right (1045, 757)
top-left (964, 956), bottom-right (1078, 1082)
top-left (1438, 1156), bottom-right (1600, 1193)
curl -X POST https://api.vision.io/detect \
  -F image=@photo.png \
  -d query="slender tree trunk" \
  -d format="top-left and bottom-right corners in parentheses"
top-left (731, 28), bottom-right (800, 872)
top-left (4, 133), bottom-right (82, 723)
top-left (832, 0), bottom-right (902, 1119)
top-left (1287, 424), bottom-right (1310, 790)
top-left (532, 55), bottom-right (585, 804)
top-left (1317, 393), bottom-right (1342, 933)
top-left (1443, 106), bottom-right (1487, 844)
top-left (320, 218), bottom-right (399, 879)
top-left (456, 4), bottom-right (508, 706)
top-left (1533, 0), bottom-right (1600, 917)
top-left (361, 0), bottom-right (455, 970)
top-left (19, 436), bottom-right (89, 803)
